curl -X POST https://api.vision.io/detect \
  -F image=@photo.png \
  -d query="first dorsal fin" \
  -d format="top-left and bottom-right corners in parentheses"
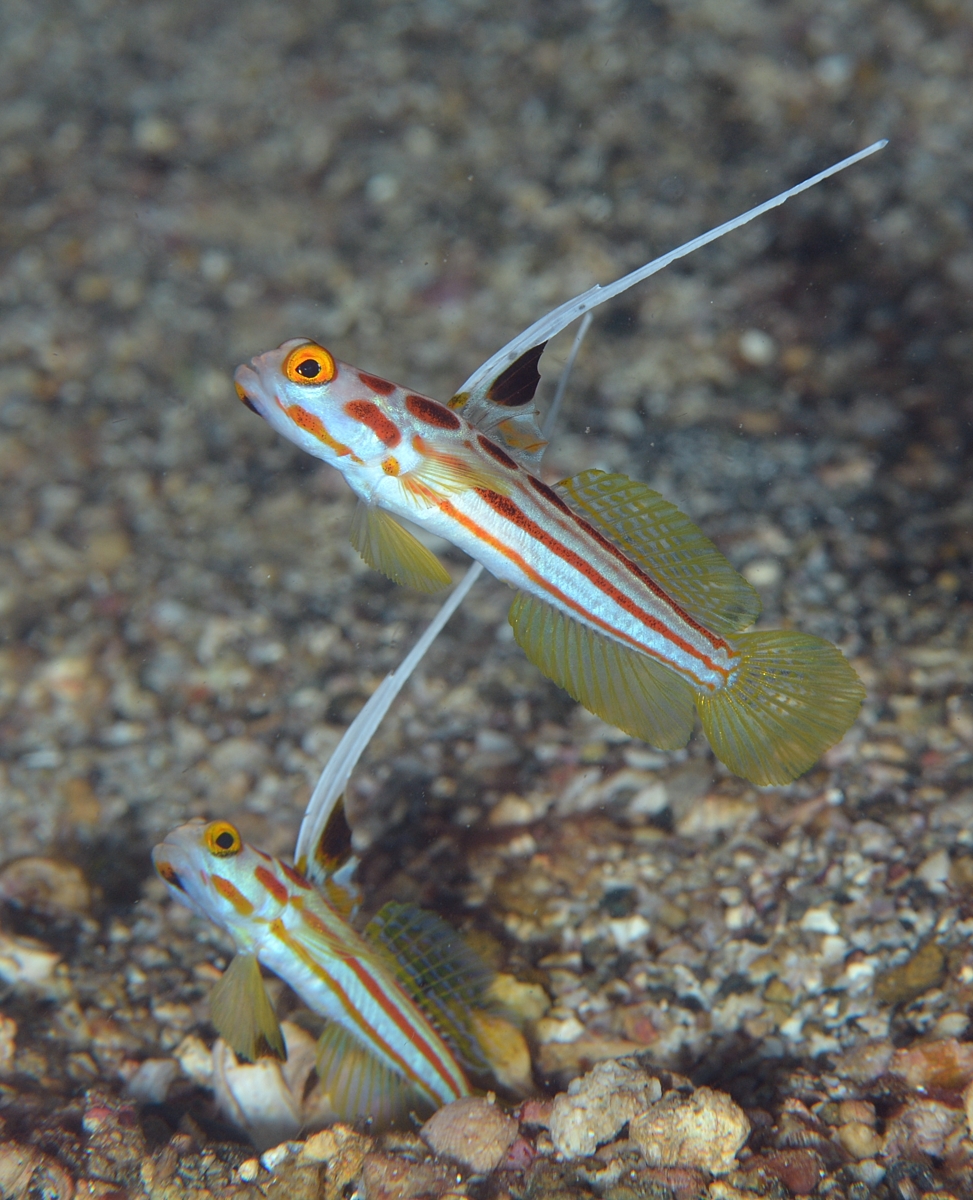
top-left (349, 501), bottom-right (452, 593)
top-left (447, 343), bottom-right (549, 469)
top-left (209, 953), bottom-right (286, 1063)
top-left (555, 470), bottom-right (761, 636)
top-left (364, 901), bottom-right (491, 1075)
top-left (509, 590), bottom-right (696, 750)
top-left (316, 1022), bottom-right (414, 1125)
top-left (299, 794), bottom-right (361, 917)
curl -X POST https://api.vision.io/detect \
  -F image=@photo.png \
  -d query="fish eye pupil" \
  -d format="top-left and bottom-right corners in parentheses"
top-left (296, 357), bottom-right (321, 379)
top-left (215, 831), bottom-right (235, 850)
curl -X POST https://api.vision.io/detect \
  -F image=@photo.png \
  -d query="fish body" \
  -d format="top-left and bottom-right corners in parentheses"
top-left (235, 338), bottom-right (864, 786)
top-left (153, 818), bottom-right (478, 1118)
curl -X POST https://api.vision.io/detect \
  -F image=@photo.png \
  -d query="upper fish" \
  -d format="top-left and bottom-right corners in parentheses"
top-left (233, 338), bottom-right (864, 786)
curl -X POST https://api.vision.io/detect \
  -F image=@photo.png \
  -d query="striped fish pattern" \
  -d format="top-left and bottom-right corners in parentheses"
top-left (152, 818), bottom-right (485, 1122)
top-left (234, 337), bottom-right (864, 785)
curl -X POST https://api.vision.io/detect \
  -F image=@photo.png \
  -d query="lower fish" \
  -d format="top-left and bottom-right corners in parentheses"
top-left (153, 816), bottom-right (489, 1124)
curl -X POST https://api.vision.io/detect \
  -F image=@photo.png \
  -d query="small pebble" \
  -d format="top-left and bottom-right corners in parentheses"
top-left (0, 856), bottom-right (92, 915)
top-left (630, 1086), bottom-right (750, 1176)
top-left (420, 1094), bottom-right (518, 1173)
top-left (875, 941), bottom-right (945, 1004)
top-left (550, 1058), bottom-right (662, 1158)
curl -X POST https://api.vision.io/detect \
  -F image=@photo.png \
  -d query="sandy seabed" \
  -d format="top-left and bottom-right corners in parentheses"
top-left (1, 1), bottom-right (972, 1196)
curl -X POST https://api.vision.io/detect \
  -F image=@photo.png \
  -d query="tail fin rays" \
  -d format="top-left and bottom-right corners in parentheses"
top-left (698, 630), bottom-right (865, 786)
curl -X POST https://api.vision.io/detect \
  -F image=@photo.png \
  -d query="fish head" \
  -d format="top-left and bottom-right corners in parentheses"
top-left (234, 339), bottom-right (378, 469)
top-left (153, 818), bottom-right (298, 945)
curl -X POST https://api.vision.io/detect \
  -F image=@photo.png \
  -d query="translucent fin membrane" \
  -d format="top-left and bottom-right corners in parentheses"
top-left (316, 1022), bottom-right (412, 1124)
top-left (209, 953), bottom-right (286, 1062)
top-left (349, 501), bottom-right (451, 592)
top-left (699, 630), bottom-right (866, 786)
top-left (556, 470), bottom-right (761, 636)
top-left (509, 591), bottom-right (696, 750)
top-left (365, 901), bottom-right (491, 1075)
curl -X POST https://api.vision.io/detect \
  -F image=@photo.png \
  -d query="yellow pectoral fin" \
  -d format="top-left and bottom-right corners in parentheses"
top-left (349, 502), bottom-right (451, 593)
top-left (209, 952), bottom-right (286, 1063)
top-left (509, 590), bottom-right (696, 751)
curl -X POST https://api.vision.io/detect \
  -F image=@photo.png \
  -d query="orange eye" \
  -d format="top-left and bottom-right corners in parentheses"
top-left (283, 342), bottom-right (335, 385)
top-left (204, 821), bottom-right (242, 857)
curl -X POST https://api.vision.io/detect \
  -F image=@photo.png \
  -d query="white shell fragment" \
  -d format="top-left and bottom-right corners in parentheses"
top-left (210, 1022), bottom-right (325, 1151)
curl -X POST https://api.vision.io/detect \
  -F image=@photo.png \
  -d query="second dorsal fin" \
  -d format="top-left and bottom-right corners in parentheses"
top-left (555, 470), bottom-right (761, 636)
top-left (364, 901), bottom-right (491, 1075)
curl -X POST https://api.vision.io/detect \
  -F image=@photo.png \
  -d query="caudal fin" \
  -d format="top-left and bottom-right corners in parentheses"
top-left (696, 630), bottom-right (865, 786)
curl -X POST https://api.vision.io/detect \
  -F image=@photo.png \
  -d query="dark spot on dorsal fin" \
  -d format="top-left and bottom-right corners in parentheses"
top-left (314, 794), bottom-right (354, 876)
top-left (486, 342), bottom-right (547, 408)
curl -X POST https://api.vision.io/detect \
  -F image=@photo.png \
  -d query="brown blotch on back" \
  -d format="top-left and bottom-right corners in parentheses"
top-left (528, 475), bottom-right (574, 515)
top-left (343, 400), bottom-right (402, 447)
top-left (405, 393), bottom-right (462, 430)
top-left (255, 865), bottom-right (290, 905)
top-left (359, 371), bottom-right (396, 396)
top-left (475, 488), bottom-right (528, 525)
top-left (477, 434), bottom-right (518, 470)
top-left (279, 859), bottom-right (312, 889)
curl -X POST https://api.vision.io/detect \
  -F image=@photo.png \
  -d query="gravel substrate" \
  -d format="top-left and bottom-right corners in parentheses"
top-left (1, 0), bottom-right (973, 1196)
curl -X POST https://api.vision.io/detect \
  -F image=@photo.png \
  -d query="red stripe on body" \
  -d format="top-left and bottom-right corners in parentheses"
top-left (271, 916), bottom-right (460, 1102)
top-left (525, 476), bottom-right (730, 653)
top-left (436, 496), bottom-right (726, 685)
top-left (473, 487), bottom-right (727, 678)
top-left (477, 434), bottom-right (518, 469)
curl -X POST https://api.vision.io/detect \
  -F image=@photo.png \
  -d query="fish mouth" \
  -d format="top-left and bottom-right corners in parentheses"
top-left (154, 857), bottom-right (187, 893)
top-left (233, 364), bottom-right (263, 415)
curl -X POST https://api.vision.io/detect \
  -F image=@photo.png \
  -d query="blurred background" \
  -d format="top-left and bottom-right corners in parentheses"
top-left (0, 0), bottom-right (970, 998)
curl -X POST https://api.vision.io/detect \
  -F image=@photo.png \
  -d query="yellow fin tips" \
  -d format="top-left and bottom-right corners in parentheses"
top-left (349, 501), bottom-right (451, 592)
top-left (509, 591), bottom-right (696, 751)
top-left (697, 630), bottom-right (866, 786)
top-left (555, 470), bottom-right (761, 636)
top-left (209, 952), bottom-right (286, 1063)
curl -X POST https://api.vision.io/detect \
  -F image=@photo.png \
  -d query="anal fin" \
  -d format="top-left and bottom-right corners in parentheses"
top-left (316, 1022), bottom-right (413, 1125)
top-left (209, 953), bottom-right (286, 1063)
top-left (364, 901), bottom-right (491, 1075)
top-left (350, 501), bottom-right (451, 592)
top-left (509, 590), bottom-right (695, 750)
